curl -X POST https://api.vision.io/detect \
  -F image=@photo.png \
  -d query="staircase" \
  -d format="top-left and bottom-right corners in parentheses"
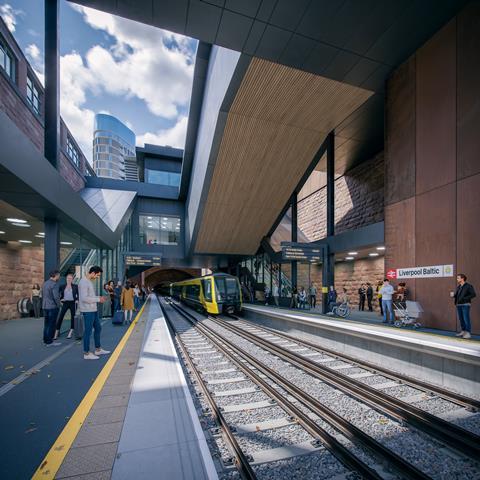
top-left (60, 248), bottom-right (92, 276)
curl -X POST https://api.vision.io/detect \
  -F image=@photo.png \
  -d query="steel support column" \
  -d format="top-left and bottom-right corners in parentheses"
top-left (44, 0), bottom-right (60, 168)
top-left (44, 218), bottom-right (59, 280)
top-left (291, 193), bottom-right (298, 290)
top-left (323, 132), bottom-right (335, 313)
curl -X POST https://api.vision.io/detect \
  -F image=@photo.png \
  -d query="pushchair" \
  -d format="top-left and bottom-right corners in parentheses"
top-left (393, 300), bottom-right (423, 328)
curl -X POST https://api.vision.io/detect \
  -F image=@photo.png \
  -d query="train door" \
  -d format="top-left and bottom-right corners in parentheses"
top-left (201, 279), bottom-right (217, 314)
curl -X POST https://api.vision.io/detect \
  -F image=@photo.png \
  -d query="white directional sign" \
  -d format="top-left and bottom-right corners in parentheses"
top-left (393, 264), bottom-right (454, 279)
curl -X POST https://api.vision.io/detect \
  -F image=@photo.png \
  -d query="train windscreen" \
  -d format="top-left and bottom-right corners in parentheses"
top-left (215, 277), bottom-right (239, 301)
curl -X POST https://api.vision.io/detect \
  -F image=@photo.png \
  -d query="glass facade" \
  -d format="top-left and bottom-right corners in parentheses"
top-left (145, 169), bottom-right (181, 187)
top-left (0, 35), bottom-right (14, 81)
top-left (26, 76), bottom-right (40, 115)
top-left (139, 215), bottom-right (180, 246)
top-left (67, 136), bottom-right (80, 167)
top-left (93, 114), bottom-right (137, 181)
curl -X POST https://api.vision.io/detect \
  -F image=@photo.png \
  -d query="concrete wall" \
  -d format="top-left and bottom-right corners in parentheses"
top-left (385, 4), bottom-right (480, 333)
top-left (298, 152), bottom-right (384, 242)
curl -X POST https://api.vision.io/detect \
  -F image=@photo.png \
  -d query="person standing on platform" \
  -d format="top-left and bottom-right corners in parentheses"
top-left (453, 274), bottom-right (476, 339)
top-left (31, 283), bottom-right (42, 318)
top-left (298, 287), bottom-right (307, 309)
top-left (121, 282), bottom-right (135, 324)
top-left (309, 283), bottom-right (317, 309)
top-left (380, 279), bottom-right (395, 324)
top-left (358, 284), bottom-right (366, 311)
top-left (114, 281), bottom-right (123, 311)
top-left (106, 280), bottom-right (115, 317)
top-left (79, 266), bottom-right (109, 360)
top-left (327, 286), bottom-right (337, 312)
top-left (42, 271), bottom-right (61, 346)
top-left (366, 283), bottom-right (374, 312)
top-left (272, 283), bottom-right (279, 306)
top-left (376, 281), bottom-right (383, 315)
top-left (264, 285), bottom-right (270, 305)
top-left (54, 273), bottom-right (78, 340)
top-left (134, 283), bottom-right (142, 310)
top-left (290, 286), bottom-right (298, 309)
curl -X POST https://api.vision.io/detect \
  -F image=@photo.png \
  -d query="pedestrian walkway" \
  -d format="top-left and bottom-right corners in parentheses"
top-left (31, 295), bottom-right (217, 480)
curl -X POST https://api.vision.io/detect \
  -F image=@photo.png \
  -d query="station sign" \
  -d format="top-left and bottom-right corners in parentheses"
top-left (281, 242), bottom-right (323, 263)
top-left (124, 253), bottom-right (162, 267)
top-left (388, 264), bottom-right (454, 280)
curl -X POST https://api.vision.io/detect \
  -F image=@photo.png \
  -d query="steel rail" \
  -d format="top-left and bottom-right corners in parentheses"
top-left (230, 315), bottom-right (480, 411)
top-left (168, 299), bottom-right (431, 480)
top-left (210, 315), bottom-right (480, 462)
top-left (161, 303), bottom-right (258, 480)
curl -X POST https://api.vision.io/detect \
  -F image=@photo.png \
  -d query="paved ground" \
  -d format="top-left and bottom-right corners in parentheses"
top-left (0, 315), bottom-right (129, 479)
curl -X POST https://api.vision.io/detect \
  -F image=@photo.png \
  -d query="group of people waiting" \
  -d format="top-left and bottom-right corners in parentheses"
top-left (34, 267), bottom-right (148, 360)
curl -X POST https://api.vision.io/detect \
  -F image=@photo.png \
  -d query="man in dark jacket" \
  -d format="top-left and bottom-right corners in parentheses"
top-left (358, 284), bottom-right (366, 311)
top-left (453, 274), bottom-right (476, 339)
top-left (42, 270), bottom-right (61, 346)
top-left (366, 283), bottom-right (374, 312)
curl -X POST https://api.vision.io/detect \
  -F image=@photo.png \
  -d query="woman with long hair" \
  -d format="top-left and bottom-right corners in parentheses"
top-left (121, 281), bottom-right (135, 324)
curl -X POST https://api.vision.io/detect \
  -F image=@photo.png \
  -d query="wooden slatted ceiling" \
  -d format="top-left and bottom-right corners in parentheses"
top-left (194, 57), bottom-right (373, 255)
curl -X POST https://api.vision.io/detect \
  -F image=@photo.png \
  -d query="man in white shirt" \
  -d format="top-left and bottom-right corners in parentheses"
top-left (379, 279), bottom-right (395, 324)
top-left (78, 266), bottom-right (110, 360)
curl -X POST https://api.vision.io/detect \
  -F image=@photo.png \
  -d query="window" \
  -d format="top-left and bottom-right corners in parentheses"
top-left (26, 76), bottom-right (41, 115)
top-left (139, 215), bottom-right (180, 246)
top-left (202, 279), bottom-right (212, 302)
top-left (67, 136), bottom-right (80, 167)
top-left (145, 169), bottom-right (181, 187)
top-left (0, 36), bottom-right (15, 81)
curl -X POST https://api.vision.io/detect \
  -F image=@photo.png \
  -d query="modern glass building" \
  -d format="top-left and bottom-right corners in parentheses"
top-left (93, 113), bottom-right (138, 181)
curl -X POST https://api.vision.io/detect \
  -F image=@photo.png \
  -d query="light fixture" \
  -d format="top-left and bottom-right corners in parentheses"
top-left (147, 216), bottom-right (152, 220)
top-left (18, 240), bottom-right (32, 244)
top-left (6, 218), bottom-right (26, 223)
top-left (60, 241), bottom-right (73, 245)
top-left (38, 232), bottom-right (45, 235)
top-left (376, 246), bottom-right (385, 251)
top-left (0, 231), bottom-right (4, 234)
top-left (348, 251), bottom-right (358, 255)
top-left (12, 223), bottom-right (31, 228)
top-left (35, 234), bottom-right (44, 238)
top-left (369, 252), bottom-right (379, 257)
top-left (345, 256), bottom-right (354, 260)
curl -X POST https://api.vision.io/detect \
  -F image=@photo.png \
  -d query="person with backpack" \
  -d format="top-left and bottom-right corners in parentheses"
top-left (452, 274), bottom-right (476, 339)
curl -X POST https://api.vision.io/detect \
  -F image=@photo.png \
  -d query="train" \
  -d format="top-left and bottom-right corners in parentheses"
top-left (170, 273), bottom-right (242, 315)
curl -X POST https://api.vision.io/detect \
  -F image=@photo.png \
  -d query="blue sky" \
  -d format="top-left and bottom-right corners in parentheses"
top-left (0, 1), bottom-right (198, 162)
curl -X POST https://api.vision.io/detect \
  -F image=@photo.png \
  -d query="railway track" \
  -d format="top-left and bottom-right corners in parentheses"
top-left (159, 297), bottom-right (480, 480)
top-left (206, 313), bottom-right (480, 462)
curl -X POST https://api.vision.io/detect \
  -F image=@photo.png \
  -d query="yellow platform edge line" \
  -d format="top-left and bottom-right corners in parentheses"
top-left (32, 302), bottom-right (147, 480)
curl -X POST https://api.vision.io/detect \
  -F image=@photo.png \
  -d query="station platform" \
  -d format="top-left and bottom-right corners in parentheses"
top-left (29, 295), bottom-right (215, 480)
top-left (242, 304), bottom-right (480, 398)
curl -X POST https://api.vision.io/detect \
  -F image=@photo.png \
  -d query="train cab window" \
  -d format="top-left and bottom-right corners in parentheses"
top-left (226, 278), bottom-right (238, 296)
top-left (214, 277), bottom-right (226, 301)
top-left (202, 279), bottom-right (212, 302)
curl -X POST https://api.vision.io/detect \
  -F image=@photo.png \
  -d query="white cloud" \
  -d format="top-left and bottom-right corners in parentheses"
top-left (58, 5), bottom-right (196, 163)
top-left (0, 3), bottom-right (22, 32)
top-left (26, 43), bottom-right (40, 60)
top-left (137, 116), bottom-right (188, 149)
top-left (25, 43), bottom-right (45, 86)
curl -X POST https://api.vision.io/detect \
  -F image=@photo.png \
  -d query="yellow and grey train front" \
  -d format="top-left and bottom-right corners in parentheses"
top-left (170, 273), bottom-right (242, 315)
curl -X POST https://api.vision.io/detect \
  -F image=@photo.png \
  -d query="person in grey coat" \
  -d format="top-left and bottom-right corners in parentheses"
top-left (42, 270), bottom-right (61, 346)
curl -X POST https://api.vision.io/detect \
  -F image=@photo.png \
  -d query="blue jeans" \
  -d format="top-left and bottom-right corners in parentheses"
top-left (43, 308), bottom-right (59, 344)
top-left (83, 311), bottom-right (101, 353)
top-left (382, 299), bottom-right (394, 323)
top-left (134, 296), bottom-right (140, 310)
top-left (456, 305), bottom-right (471, 333)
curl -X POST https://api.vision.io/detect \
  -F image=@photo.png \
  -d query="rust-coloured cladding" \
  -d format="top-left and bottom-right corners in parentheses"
top-left (384, 198), bottom-right (416, 299)
top-left (385, 57), bottom-right (416, 206)
top-left (415, 19), bottom-right (457, 196)
top-left (457, 173), bottom-right (480, 335)
top-left (415, 184), bottom-right (456, 330)
top-left (457, 2), bottom-right (480, 180)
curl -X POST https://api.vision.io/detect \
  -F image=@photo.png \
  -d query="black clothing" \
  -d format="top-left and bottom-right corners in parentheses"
top-left (59, 284), bottom-right (79, 301)
top-left (366, 286), bottom-right (373, 311)
top-left (32, 296), bottom-right (41, 318)
top-left (454, 283), bottom-right (476, 305)
top-left (358, 287), bottom-right (366, 311)
top-left (56, 301), bottom-right (76, 331)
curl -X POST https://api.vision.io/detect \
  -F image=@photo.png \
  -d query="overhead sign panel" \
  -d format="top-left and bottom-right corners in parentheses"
top-left (388, 264), bottom-right (454, 280)
top-left (124, 253), bottom-right (162, 267)
top-left (281, 242), bottom-right (323, 262)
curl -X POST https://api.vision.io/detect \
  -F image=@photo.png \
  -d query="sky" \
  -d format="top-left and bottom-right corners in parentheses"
top-left (0, 1), bottom-right (198, 163)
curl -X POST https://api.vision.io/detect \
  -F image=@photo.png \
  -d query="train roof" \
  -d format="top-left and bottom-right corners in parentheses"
top-left (170, 273), bottom-right (238, 286)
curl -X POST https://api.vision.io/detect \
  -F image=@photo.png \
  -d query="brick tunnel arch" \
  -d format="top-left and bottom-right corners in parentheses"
top-left (143, 267), bottom-right (202, 293)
